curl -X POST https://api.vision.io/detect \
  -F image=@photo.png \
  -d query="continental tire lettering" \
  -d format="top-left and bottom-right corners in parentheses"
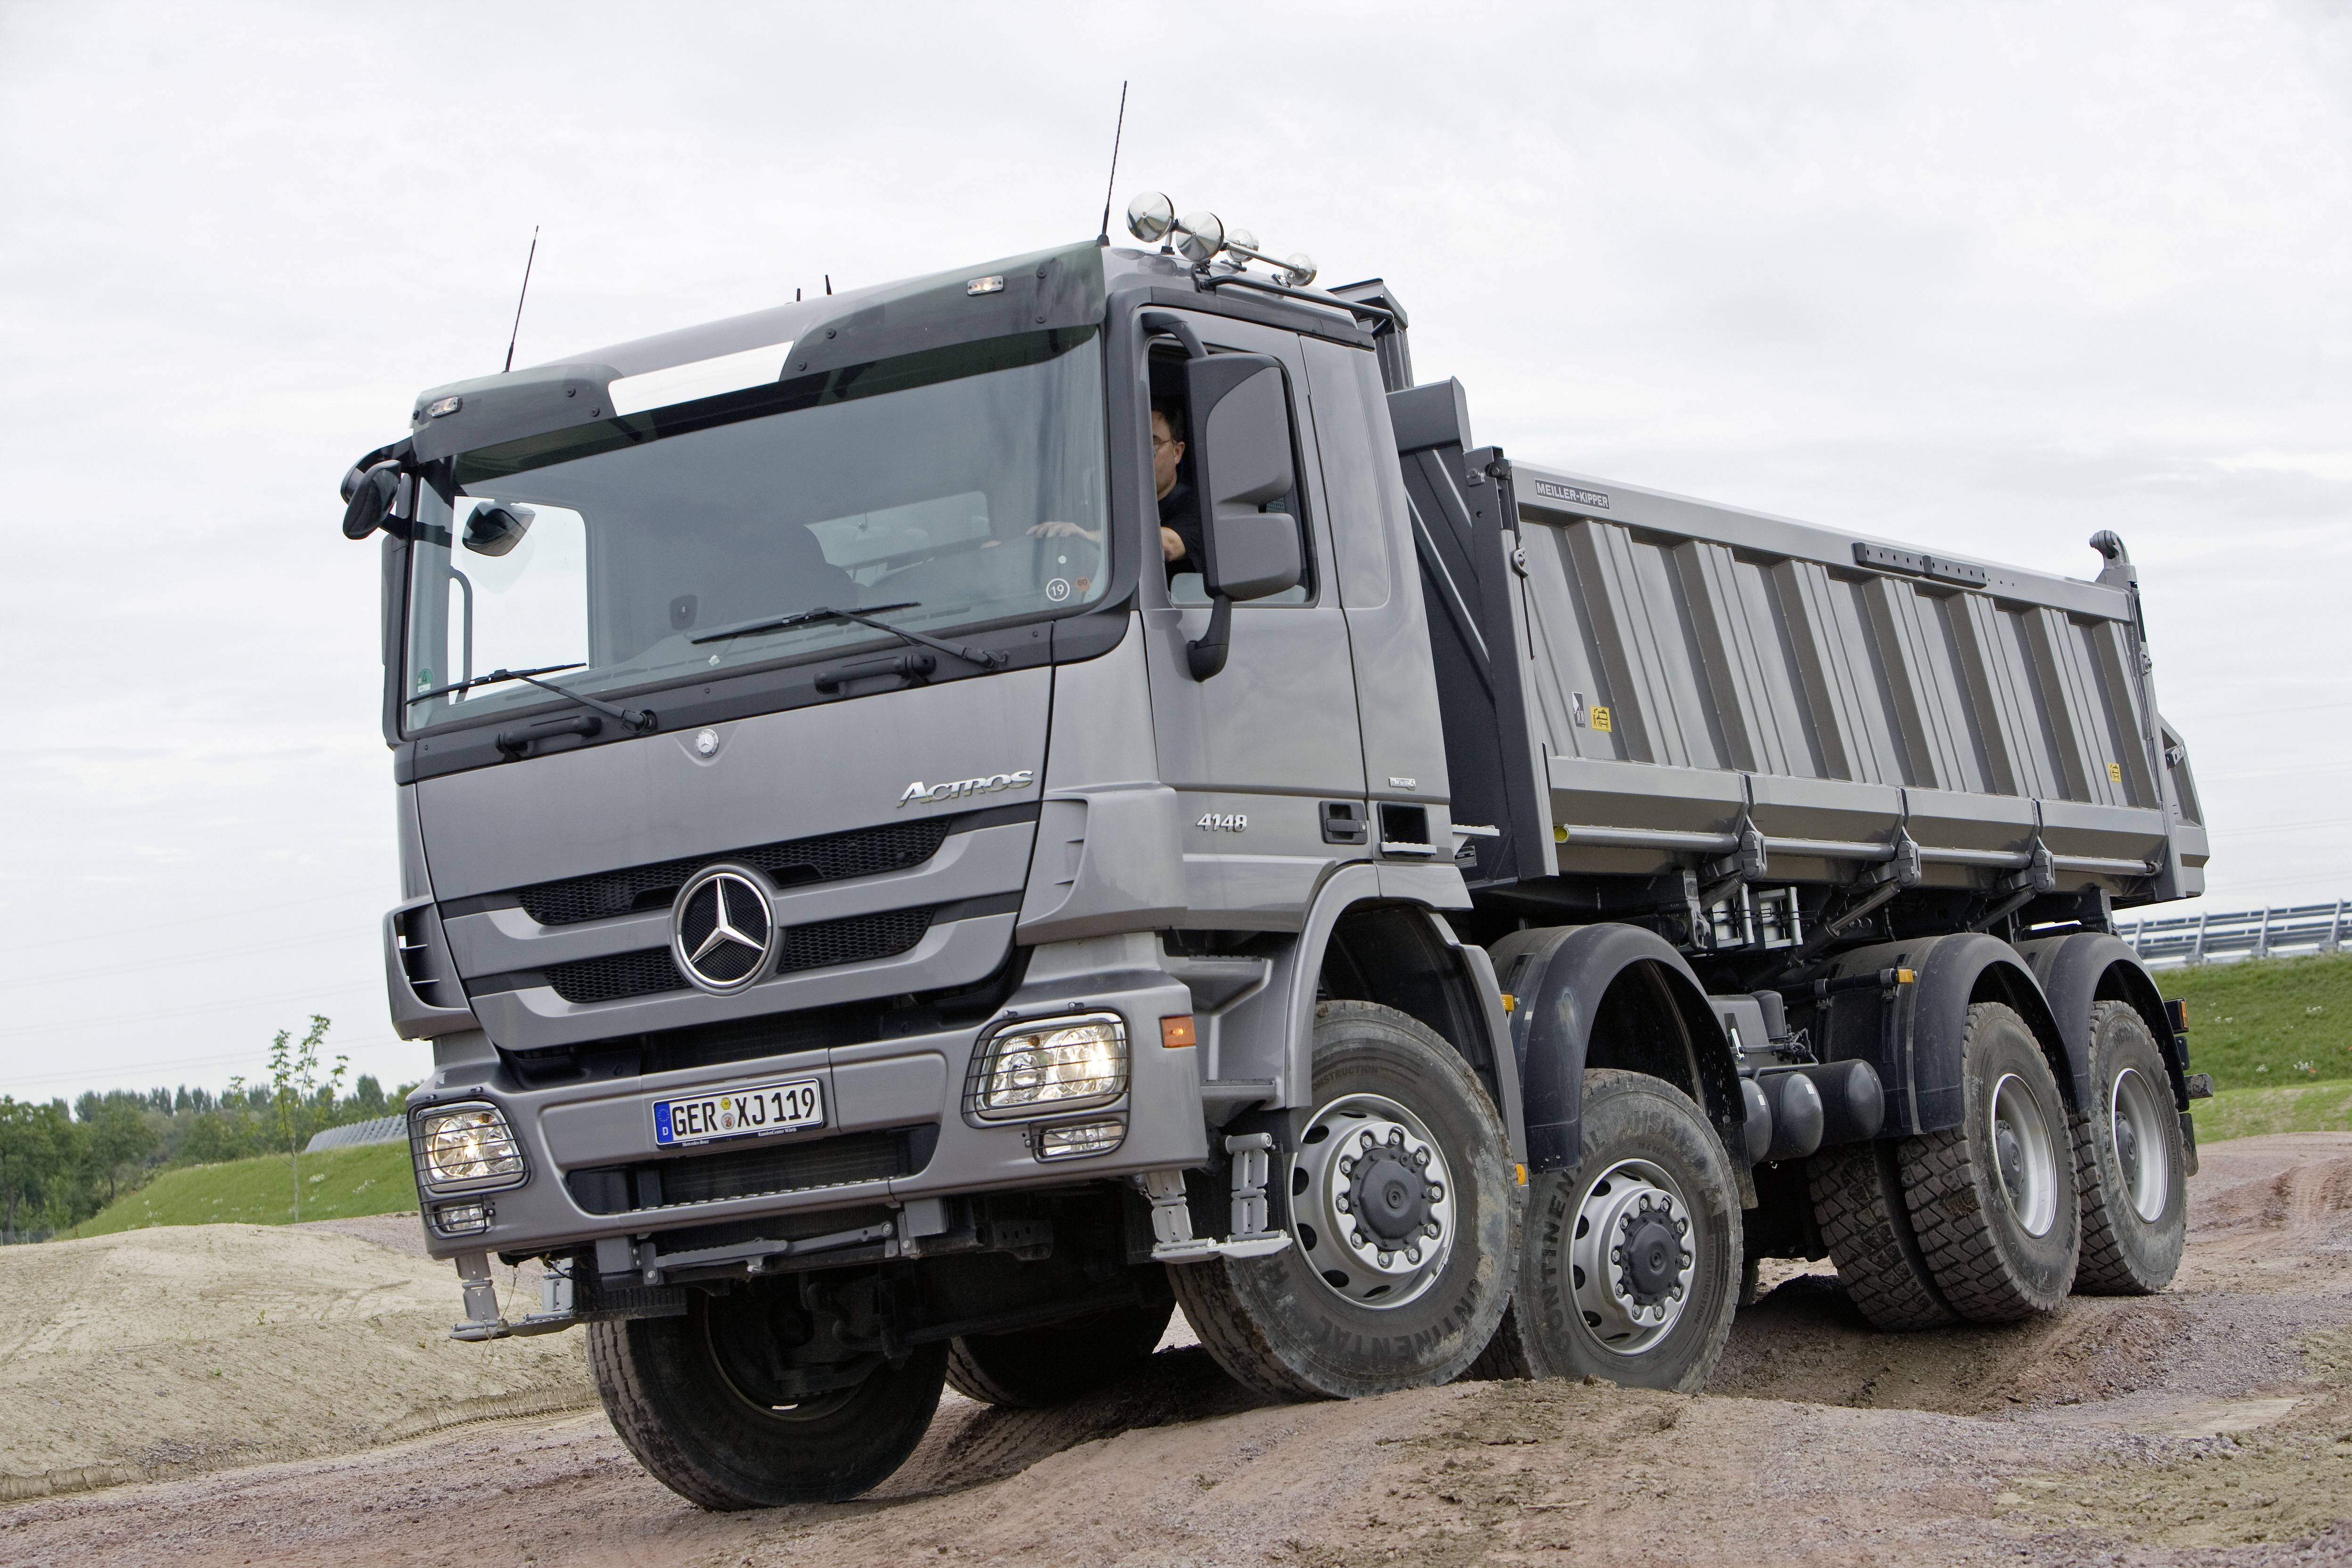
top-left (896, 769), bottom-right (1036, 808)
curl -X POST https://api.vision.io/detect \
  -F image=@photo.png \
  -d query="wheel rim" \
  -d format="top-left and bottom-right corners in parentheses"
top-left (2110, 1066), bottom-right (2172, 1223)
top-left (1291, 1092), bottom-right (1457, 1309)
top-left (702, 1298), bottom-right (865, 1422)
top-left (1989, 1071), bottom-right (2059, 1237)
top-left (1565, 1159), bottom-right (1696, 1356)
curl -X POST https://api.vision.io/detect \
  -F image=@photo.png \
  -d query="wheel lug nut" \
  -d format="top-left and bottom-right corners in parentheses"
top-left (1405, 1245), bottom-right (1421, 1264)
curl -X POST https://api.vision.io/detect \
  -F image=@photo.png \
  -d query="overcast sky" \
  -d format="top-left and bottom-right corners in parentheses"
top-left (1, 1), bottom-right (2345, 1108)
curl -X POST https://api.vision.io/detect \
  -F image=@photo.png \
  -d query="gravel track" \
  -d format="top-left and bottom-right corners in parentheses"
top-left (5, 1132), bottom-right (2350, 1567)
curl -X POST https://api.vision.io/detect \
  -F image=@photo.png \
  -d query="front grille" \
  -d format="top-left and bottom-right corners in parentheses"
top-left (776, 908), bottom-right (934, 974)
top-left (565, 1127), bottom-right (934, 1215)
top-left (519, 820), bottom-right (954, 927)
top-left (543, 908), bottom-right (938, 1005)
top-left (545, 949), bottom-right (684, 1005)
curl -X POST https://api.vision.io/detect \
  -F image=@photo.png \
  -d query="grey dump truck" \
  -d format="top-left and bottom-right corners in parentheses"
top-left (340, 194), bottom-right (2211, 1508)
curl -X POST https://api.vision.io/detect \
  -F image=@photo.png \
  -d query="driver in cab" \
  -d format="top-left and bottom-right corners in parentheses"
top-left (1027, 401), bottom-right (1200, 572)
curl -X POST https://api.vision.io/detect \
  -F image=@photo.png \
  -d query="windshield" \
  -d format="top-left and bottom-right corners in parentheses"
top-left (402, 327), bottom-right (1107, 733)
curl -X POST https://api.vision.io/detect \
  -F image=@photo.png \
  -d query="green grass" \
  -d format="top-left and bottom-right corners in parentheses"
top-left (2163, 949), bottom-right (2352, 1093)
top-left (2194, 1082), bottom-right (2352, 1143)
top-left (68, 1142), bottom-right (418, 1237)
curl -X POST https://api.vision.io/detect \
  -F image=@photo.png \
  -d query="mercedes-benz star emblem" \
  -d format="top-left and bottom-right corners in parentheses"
top-left (671, 866), bottom-right (774, 994)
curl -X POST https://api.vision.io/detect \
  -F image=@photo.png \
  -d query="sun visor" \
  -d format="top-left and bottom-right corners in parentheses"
top-left (407, 363), bottom-right (621, 466)
top-left (782, 241), bottom-right (1105, 382)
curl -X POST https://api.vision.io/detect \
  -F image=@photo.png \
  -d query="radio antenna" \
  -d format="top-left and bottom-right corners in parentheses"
top-left (1095, 81), bottom-right (1129, 245)
top-left (502, 226), bottom-right (539, 374)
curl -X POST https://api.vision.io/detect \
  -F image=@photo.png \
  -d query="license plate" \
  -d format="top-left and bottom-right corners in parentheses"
top-left (653, 1078), bottom-right (824, 1147)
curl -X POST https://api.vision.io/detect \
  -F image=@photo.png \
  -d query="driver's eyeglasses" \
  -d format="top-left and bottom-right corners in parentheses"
top-left (1151, 435), bottom-right (1178, 449)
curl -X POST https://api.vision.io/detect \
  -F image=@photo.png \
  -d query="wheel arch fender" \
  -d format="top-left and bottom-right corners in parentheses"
top-left (1494, 924), bottom-right (1747, 1181)
top-left (2015, 932), bottom-right (2186, 1111)
top-left (1299, 876), bottom-right (1525, 1165)
top-left (1822, 933), bottom-right (2071, 1134)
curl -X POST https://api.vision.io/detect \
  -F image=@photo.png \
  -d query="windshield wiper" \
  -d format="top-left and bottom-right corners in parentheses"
top-left (690, 601), bottom-right (1008, 670)
top-left (406, 663), bottom-right (658, 735)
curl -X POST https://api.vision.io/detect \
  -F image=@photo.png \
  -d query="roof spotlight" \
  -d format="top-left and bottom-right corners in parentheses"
top-left (1225, 227), bottom-right (1260, 258)
top-left (1172, 210), bottom-right (1225, 264)
top-left (1280, 253), bottom-right (1318, 287)
top-left (1125, 191), bottom-right (1175, 245)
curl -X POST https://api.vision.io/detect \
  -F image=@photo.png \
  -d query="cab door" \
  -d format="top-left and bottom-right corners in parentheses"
top-left (1140, 313), bottom-right (1369, 929)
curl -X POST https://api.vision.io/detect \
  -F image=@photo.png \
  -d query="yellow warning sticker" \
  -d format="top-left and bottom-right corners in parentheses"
top-left (1590, 705), bottom-right (1612, 732)
top-left (2107, 761), bottom-right (2123, 783)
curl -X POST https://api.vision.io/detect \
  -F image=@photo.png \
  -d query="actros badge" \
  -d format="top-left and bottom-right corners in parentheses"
top-left (898, 770), bottom-right (1036, 808)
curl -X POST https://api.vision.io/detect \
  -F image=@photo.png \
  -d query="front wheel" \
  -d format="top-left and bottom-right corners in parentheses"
top-left (1488, 1069), bottom-right (1741, 1392)
top-left (2072, 1001), bottom-right (2188, 1294)
top-left (1171, 1000), bottom-right (1518, 1400)
top-left (945, 1298), bottom-right (1174, 1407)
top-left (589, 1292), bottom-right (947, 1509)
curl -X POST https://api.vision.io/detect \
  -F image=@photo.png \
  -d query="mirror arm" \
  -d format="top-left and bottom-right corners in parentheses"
top-left (1186, 595), bottom-right (1233, 682)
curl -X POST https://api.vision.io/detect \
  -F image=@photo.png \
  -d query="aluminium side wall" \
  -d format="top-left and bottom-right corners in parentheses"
top-left (1500, 462), bottom-right (2206, 905)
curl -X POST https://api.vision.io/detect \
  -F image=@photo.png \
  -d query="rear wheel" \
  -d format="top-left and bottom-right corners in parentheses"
top-left (1171, 1000), bottom-right (1518, 1400)
top-left (2072, 1001), bottom-right (2188, 1294)
top-left (1811, 1138), bottom-right (1960, 1330)
top-left (1900, 1002), bottom-right (2080, 1321)
top-left (589, 1292), bottom-right (947, 1509)
top-left (944, 1298), bottom-right (1175, 1407)
top-left (1486, 1069), bottom-right (1740, 1392)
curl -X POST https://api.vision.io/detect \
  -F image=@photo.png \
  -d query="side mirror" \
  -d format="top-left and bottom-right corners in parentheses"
top-left (341, 465), bottom-right (401, 540)
top-left (463, 503), bottom-right (535, 557)
top-left (1182, 354), bottom-right (1301, 602)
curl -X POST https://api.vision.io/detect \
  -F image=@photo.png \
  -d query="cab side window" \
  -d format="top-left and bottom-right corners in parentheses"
top-left (1153, 346), bottom-right (1313, 606)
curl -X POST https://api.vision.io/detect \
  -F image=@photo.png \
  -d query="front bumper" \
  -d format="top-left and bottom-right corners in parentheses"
top-left (406, 942), bottom-right (1207, 1264)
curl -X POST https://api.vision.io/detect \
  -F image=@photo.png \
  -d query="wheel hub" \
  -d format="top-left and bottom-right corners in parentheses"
top-left (1617, 1199), bottom-right (1686, 1305)
top-left (1568, 1162), bottom-right (1695, 1355)
top-left (1348, 1140), bottom-right (1437, 1247)
top-left (1987, 1071), bottom-right (2059, 1237)
top-left (1994, 1119), bottom-right (2025, 1197)
top-left (2110, 1066), bottom-right (2171, 1223)
top-left (1293, 1098), bottom-right (1455, 1309)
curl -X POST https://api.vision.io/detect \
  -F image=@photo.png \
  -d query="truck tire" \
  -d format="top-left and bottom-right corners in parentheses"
top-left (588, 1293), bottom-right (947, 1509)
top-left (1478, 1069), bottom-right (1740, 1392)
top-left (2071, 1001), bottom-right (2188, 1294)
top-left (1169, 1000), bottom-right (1517, 1401)
top-left (944, 1299), bottom-right (1174, 1407)
top-left (1811, 1138), bottom-right (1959, 1330)
top-left (1900, 1001), bottom-right (2080, 1321)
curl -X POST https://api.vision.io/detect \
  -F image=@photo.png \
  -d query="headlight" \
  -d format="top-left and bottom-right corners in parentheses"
top-left (413, 1102), bottom-right (527, 1193)
top-left (972, 1013), bottom-right (1128, 1119)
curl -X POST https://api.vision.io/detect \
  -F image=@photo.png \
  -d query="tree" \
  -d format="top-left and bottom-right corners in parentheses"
top-left (84, 1097), bottom-right (162, 1207)
top-left (268, 1015), bottom-right (345, 1221)
top-left (0, 1099), bottom-right (66, 1244)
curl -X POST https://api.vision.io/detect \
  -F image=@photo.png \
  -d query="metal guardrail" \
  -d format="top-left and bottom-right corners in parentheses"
top-left (304, 1114), bottom-right (407, 1153)
top-left (2123, 899), bottom-right (2349, 967)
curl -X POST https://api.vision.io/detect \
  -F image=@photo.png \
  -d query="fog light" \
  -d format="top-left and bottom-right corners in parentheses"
top-left (1036, 1119), bottom-right (1125, 1160)
top-left (972, 1013), bottom-right (1127, 1119)
top-left (434, 1201), bottom-right (492, 1235)
top-left (414, 1102), bottom-right (527, 1193)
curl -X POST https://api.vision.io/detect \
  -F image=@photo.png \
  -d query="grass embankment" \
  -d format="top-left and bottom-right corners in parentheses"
top-left (2163, 950), bottom-right (2352, 1141)
top-left (70, 1142), bottom-right (417, 1237)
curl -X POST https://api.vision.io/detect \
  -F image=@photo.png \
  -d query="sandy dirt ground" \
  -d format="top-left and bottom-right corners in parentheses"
top-left (4, 1133), bottom-right (2351, 1567)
